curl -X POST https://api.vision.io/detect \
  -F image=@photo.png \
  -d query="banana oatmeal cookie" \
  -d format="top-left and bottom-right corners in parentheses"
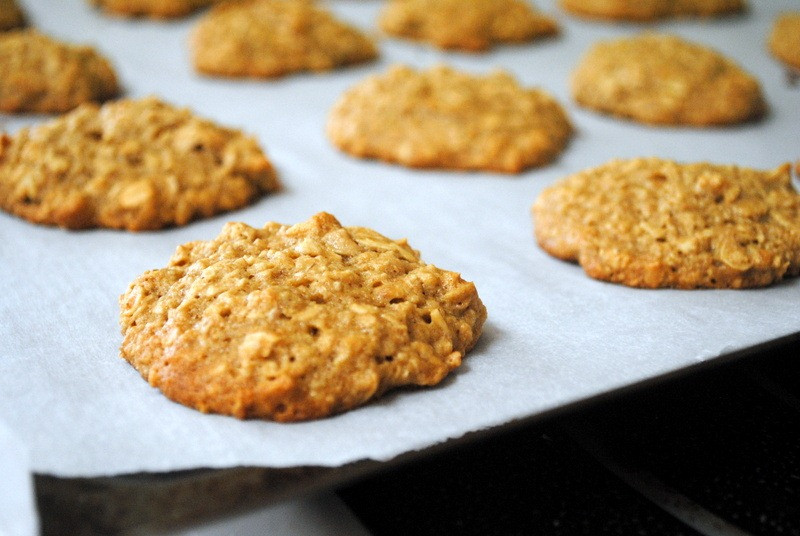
top-left (89, 0), bottom-right (218, 18)
top-left (560, 0), bottom-right (745, 21)
top-left (327, 65), bottom-right (572, 173)
top-left (571, 33), bottom-right (765, 126)
top-left (379, 0), bottom-right (558, 52)
top-left (769, 12), bottom-right (800, 71)
top-left (0, 97), bottom-right (279, 230)
top-left (190, 0), bottom-right (377, 78)
top-left (532, 158), bottom-right (800, 289)
top-left (0, 0), bottom-right (25, 31)
top-left (0, 30), bottom-right (119, 113)
top-left (119, 212), bottom-right (487, 421)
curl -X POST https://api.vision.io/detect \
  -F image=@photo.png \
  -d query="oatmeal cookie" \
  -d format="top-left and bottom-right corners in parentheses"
top-left (571, 33), bottom-right (765, 126)
top-left (769, 12), bottom-right (800, 71)
top-left (0, 0), bottom-right (25, 31)
top-left (190, 0), bottom-right (377, 78)
top-left (327, 65), bottom-right (572, 173)
top-left (0, 97), bottom-right (279, 230)
top-left (119, 212), bottom-right (487, 421)
top-left (560, 0), bottom-right (745, 21)
top-left (89, 0), bottom-right (218, 18)
top-left (0, 30), bottom-right (119, 114)
top-left (532, 158), bottom-right (800, 289)
top-left (378, 0), bottom-right (558, 52)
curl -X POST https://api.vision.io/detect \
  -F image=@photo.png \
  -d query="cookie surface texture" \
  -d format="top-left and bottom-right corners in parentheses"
top-left (90, 0), bottom-right (217, 18)
top-left (0, 97), bottom-right (279, 230)
top-left (769, 12), bottom-right (800, 71)
top-left (190, 0), bottom-right (377, 78)
top-left (327, 65), bottom-right (572, 173)
top-left (379, 0), bottom-right (558, 52)
top-left (119, 212), bottom-right (487, 421)
top-left (559, 0), bottom-right (744, 21)
top-left (532, 158), bottom-right (800, 289)
top-left (0, 30), bottom-right (119, 113)
top-left (571, 33), bottom-right (765, 126)
top-left (0, 0), bottom-right (25, 31)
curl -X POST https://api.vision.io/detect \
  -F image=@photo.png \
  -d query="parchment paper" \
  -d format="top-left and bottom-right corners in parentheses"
top-left (1, 0), bottom-right (798, 478)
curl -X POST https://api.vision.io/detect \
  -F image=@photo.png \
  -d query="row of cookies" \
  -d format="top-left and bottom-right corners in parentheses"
top-left (0, 0), bottom-right (795, 119)
top-left (8, 0), bottom-right (799, 77)
top-left (0, 0), bottom-right (752, 23)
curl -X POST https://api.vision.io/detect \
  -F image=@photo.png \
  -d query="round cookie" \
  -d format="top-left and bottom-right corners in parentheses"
top-left (0, 97), bottom-right (279, 231)
top-left (327, 65), bottom-right (573, 173)
top-left (378, 0), bottom-right (558, 52)
top-left (0, 30), bottom-right (119, 114)
top-left (190, 0), bottom-right (378, 79)
top-left (0, 0), bottom-right (25, 31)
top-left (119, 212), bottom-right (487, 421)
top-left (89, 0), bottom-right (218, 18)
top-left (769, 12), bottom-right (800, 71)
top-left (559, 0), bottom-right (745, 21)
top-left (571, 33), bottom-right (765, 127)
top-left (532, 158), bottom-right (800, 289)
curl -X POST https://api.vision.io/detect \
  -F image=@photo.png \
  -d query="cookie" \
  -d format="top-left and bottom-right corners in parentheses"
top-left (0, 97), bottom-right (279, 231)
top-left (571, 33), bottom-right (765, 126)
top-left (0, 0), bottom-right (25, 31)
top-left (559, 0), bottom-right (745, 21)
top-left (119, 212), bottom-right (487, 421)
top-left (327, 65), bottom-right (572, 173)
top-left (769, 12), bottom-right (800, 71)
top-left (90, 0), bottom-right (218, 18)
top-left (378, 0), bottom-right (558, 52)
top-left (532, 158), bottom-right (800, 289)
top-left (0, 30), bottom-right (119, 114)
top-left (190, 0), bottom-right (377, 79)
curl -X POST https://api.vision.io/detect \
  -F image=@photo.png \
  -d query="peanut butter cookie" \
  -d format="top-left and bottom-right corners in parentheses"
top-left (119, 212), bottom-right (487, 421)
top-left (532, 158), bottom-right (800, 289)
top-left (0, 30), bottom-right (119, 114)
top-left (90, 0), bottom-right (218, 18)
top-left (190, 0), bottom-right (377, 79)
top-left (379, 0), bottom-right (558, 52)
top-left (571, 33), bottom-right (765, 126)
top-left (327, 65), bottom-right (572, 173)
top-left (0, 97), bottom-right (279, 231)
top-left (769, 12), bottom-right (800, 71)
top-left (560, 0), bottom-right (745, 21)
top-left (0, 0), bottom-right (25, 31)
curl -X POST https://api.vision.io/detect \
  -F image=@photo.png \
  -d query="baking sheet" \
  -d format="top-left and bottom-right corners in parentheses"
top-left (1, 0), bottom-right (798, 478)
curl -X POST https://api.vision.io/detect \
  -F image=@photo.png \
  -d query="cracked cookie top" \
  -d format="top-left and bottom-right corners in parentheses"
top-left (119, 212), bottom-right (487, 421)
top-left (379, 0), bottom-right (558, 52)
top-left (571, 33), bottom-right (765, 126)
top-left (0, 30), bottom-right (118, 113)
top-left (533, 158), bottom-right (800, 289)
top-left (0, 97), bottom-right (279, 230)
top-left (190, 0), bottom-right (377, 78)
top-left (327, 65), bottom-right (572, 173)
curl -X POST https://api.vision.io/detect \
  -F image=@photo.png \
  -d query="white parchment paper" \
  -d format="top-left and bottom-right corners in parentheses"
top-left (1, 0), bottom-right (798, 478)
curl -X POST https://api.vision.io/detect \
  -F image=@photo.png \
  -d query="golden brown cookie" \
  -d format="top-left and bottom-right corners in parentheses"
top-left (190, 0), bottom-right (378, 79)
top-left (0, 30), bottom-right (119, 114)
top-left (119, 212), bottom-right (487, 421)
top-left (327, 65), bottom-right (572, 173)
top-left (0, 0), bottom-right (25, 31)
top-left (571, 33), bottom-right (765, 126)
top-left (769, 12), bottom-right (800, 71)
top-left (0, 97), bottom-right (279, 231)
top-left (378, 0), bottom-right (558, 52)
top-left (90, 0), bottom-right (218, 18)
top-left (560, 0), bottom-right (745, 21)
top-left (532, 158), bottom-right (800, 289)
